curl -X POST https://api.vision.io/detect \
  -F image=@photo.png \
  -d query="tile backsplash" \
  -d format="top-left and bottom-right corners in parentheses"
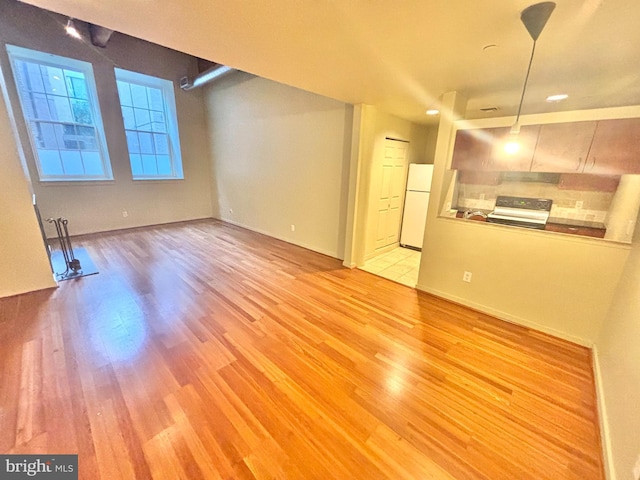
top-left (456, 181), bottom-right (613, 223)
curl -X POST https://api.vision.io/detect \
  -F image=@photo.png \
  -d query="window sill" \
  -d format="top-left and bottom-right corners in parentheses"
top-left (132, 176), bottom-right (184, 181)
top-left (38, 178), bottom-right (115, 186)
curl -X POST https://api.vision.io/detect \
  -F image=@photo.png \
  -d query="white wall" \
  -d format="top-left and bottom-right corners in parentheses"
top-left (204, 72), bottom-right (353, 259)
top-left (0, 1), bottom-right (213, 237)
top-left (0, 77), bottom-right (56, 297)
top-left (595, 210), bottom-right (640, 480)
top-left (419, 216), bottom-right (629, 344)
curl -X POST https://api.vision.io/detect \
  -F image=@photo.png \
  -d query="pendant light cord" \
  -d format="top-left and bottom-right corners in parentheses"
top-left (514, 40), bottom-right (537, 125)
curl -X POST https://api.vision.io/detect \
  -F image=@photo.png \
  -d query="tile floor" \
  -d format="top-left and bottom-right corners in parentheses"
top-left (360, 246), bottom-right (421, 287)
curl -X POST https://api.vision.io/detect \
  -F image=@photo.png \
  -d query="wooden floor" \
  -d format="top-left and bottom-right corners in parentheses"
top-left (0, 220), bottom-right (604, 479)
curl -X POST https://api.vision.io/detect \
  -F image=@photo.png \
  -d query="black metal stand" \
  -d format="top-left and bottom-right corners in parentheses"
top-left (47, 217), bottom-right (82, 279)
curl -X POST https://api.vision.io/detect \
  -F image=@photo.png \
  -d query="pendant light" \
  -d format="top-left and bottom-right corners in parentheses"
top-left (504, 2), bottom-right (556, 153)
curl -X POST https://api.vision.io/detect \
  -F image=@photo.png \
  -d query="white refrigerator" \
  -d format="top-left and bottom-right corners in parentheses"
top-left (400, 164), bottom-right (434, 250)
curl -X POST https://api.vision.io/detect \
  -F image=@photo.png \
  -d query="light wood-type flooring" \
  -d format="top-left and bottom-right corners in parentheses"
top-left (0, 220), bottom-right (604, 479)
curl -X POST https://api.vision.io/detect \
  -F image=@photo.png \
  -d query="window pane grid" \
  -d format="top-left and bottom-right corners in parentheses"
top-left (17, 62), bottom-right (92, 121)
top-left (31, 120), bottom-right (99, 150)
top-left (8, 47), bottom-right (111, 181)
top-left (32, 120), bottom-right (100, 177)
top-left (124, 129), bottom-right (173, 176)
top-left (117, 75), bottom-right (178, 179)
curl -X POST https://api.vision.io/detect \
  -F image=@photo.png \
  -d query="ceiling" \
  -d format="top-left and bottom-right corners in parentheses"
top-left (19, 0), bottom-right (640, 125)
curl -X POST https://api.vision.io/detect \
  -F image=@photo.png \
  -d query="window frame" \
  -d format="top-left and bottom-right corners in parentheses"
top-left (114, 68), bottom-right (183, 181)
top-left (6, 44), bottom-right (113, 182)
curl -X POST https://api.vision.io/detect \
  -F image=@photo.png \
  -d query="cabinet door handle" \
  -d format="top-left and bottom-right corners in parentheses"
top-left (588, 156), bottom-right (596, 171)
top-left (576, 157), bottom-right (583, 171)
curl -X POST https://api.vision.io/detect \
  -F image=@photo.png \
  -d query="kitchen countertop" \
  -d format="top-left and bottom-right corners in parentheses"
top-left (456, 208), bottom-right (491, 218)
top-left (546, 217), bottom-right (606, 230)
top-left (456, 209), bottom-right (607, 231)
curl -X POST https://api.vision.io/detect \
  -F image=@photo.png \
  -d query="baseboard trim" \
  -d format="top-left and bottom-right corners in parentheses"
top-left (66, 216), bottom-right (215, 240)
top-left (415, 283), bottom-right (592, 347)
top-left (0, 284), bottom-right (58, 300)
top-left (592, 345), bottom-right (615, 480)
top-left (216, 217), bottom-right (342, 260)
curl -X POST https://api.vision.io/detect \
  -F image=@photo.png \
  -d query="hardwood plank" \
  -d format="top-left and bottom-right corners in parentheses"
top-left (0, 219), bottom-right (604, 479)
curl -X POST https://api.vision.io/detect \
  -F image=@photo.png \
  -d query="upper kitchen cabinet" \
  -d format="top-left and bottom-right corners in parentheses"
top-left (530, 121), bottom-right (597, 172)
top-left (489, 125), bottom-right (539, 171)
top-left (583, 118), bottom-right (640, 174)
top-left (452, 117), bottom-right (640, 174)
top-left (451, 128), bottom-right (495, 170)
top-left (451, 126), bottom-right (538, 171)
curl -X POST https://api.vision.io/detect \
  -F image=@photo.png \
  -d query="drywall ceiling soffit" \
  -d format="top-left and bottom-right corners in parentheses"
top-left (20, 0), bottom-right (640, 125)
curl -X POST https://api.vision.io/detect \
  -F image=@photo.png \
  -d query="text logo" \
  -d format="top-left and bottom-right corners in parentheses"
top-left (0, 455), bottom-right (77, 479)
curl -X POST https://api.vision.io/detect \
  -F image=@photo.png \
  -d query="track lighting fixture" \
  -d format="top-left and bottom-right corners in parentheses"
top-left (65, 18), bottom-right (81, 39)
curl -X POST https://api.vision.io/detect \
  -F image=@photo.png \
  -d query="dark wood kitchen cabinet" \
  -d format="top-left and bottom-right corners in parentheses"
top-left (451, 128), bottom-right (495, 171)
top-left (489, 125), bottom-right (539, 171)
top-left (530, 121), bottom-right (597, 172)
top-left (583, 118), bottom-right (640, 174)
top-left (451, 126), bottom-right (538, 171)
top-left (453, 117), bottom-right (640, 175)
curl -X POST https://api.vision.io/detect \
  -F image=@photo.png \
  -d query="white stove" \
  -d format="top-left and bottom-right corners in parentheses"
top-left (486, 196), bottom-right (553, 230)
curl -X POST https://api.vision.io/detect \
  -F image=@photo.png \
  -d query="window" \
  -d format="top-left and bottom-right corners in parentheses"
top-left (115, 68), bottom-right (183, 180)
top-left (6, 45), bottom-right (112, 181)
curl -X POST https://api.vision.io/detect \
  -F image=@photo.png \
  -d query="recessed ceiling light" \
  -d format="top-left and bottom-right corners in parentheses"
top-left (546, 94), bottom-right (568, 102)
top-left (425, 109), bottom-right (440, 115)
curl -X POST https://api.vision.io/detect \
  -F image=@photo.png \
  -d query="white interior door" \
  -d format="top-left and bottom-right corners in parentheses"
top-left (375, 139), bottom-right (408, 250)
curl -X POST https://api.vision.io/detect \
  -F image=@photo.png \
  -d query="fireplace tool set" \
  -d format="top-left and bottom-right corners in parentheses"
top-left (47, 217), bottom-right (82, 280)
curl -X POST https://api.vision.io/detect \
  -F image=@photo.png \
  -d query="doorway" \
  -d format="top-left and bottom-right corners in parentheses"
top-left (362, 137), bottom-right (421, 287)
top-left (373, 138), bottom-right (409, 251)
top-left (360, 246), bottom-right (421, 287)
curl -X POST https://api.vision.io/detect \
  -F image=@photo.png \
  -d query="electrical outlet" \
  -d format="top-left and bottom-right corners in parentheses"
top-left (122, 210), bottom-right (128, 218)
top-left (463, 271), bottom-right (472, 283)
top-left (632, 453), bottom-right (640, 480)
top-left (575, 200), bottom-right (583, 209)
top-left (291, 224), bottom-right (296, 232)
